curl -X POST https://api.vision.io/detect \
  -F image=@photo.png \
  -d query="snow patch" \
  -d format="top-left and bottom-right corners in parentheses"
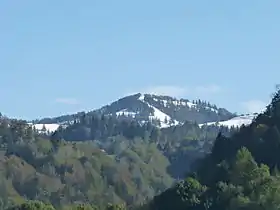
top-left (149, 106), bottom-right (179, 128)
top-left (28, 123), bottom-right (60, 133)
top-left (205, 107), bottom-right (218, 113)
top-left (116, 109), bottom-right (137, 117)
top-left (162, 100), bottom-right (168, 107)
top-left (187, 102), bottom-right (196, 108)
top-left (138, 94), bottom-right (145, 101)
top-left (180, 101), bottom-right (187, 106)
top-left (199, 114), bottom-right (257, 128)
top-left (138, 94), bottom-right (179, 128)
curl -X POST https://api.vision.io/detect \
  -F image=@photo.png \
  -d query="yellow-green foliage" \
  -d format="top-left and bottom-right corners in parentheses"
top-left (0, 128), bottom-right (173, 209)
top-left (36, 138), bottom-right (53, 154)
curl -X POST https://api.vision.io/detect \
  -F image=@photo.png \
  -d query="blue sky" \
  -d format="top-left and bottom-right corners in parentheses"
top-left (0, 0), bottom-right (279, 120)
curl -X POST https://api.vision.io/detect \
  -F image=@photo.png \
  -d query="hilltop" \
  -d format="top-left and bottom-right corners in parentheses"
top-left (31, 93), bottom-right (242, 133)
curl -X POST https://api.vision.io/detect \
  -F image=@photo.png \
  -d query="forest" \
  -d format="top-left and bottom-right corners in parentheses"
top-left (3, 88), bottom-right (280, 209)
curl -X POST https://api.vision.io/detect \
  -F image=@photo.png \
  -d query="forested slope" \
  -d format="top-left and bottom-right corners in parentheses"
top-left (148, 89), bottom-right (280, 210)
top-left (0, 112), bottom-right (234, 209)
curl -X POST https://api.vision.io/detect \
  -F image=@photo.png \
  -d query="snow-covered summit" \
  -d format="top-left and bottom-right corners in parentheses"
top-left (100, 93), bottom-right (234, 128)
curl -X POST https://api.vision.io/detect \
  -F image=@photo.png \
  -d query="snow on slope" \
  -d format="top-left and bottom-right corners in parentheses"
top-left (28, 123), bottom-right (60, 133)
top-left (199, 114), bottom-right (257, 128)
top-left (138, 94), bottom-right (179, 128)
top-left (116, 109), bottom-right (137, 117)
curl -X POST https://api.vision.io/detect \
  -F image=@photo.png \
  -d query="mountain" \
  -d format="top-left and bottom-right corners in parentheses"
top-left (0, 91), bottom-right (271, 209)
top-left (32, 93), bottom-right (236, 132)
top-left (3, 86), bottom-right (275, 210)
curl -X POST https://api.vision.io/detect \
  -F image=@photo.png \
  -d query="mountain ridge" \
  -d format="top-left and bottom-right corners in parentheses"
top-left (32, 93), bottom-right (238, 132)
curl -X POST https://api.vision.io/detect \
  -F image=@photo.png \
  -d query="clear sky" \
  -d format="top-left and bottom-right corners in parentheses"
top-left (0, 0), bottom-right (279, 120)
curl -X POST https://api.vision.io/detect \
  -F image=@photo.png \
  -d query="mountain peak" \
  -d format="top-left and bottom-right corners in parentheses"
top-left (34, 93), bottom-right (237, 133)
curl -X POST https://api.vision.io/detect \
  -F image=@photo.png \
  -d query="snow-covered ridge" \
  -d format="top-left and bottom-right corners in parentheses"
top-left (146, 93), bottom-right (221, 114)
top-left (199, 113), bottom-right (258, 128)
top-left (31, 93), bottom-right (260, 132)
